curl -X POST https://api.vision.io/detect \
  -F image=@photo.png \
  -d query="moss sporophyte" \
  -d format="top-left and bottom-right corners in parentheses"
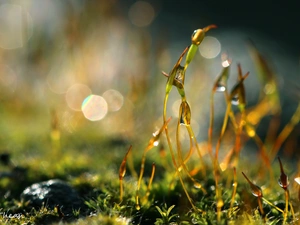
top-left (119, 25), bottom-right (300, 224)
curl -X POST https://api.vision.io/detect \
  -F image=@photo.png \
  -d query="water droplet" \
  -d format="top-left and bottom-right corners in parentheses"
top-left (242, 172), bottom-right (263, 198)
top-left (153, 140), bottom-right (159, 147)
top-left (215, 83), bottom-right (226, 92)
top-left (192, 29), bottom-right (199, 38)
top-left (191, 29), bottom-right (205, 45)
top-left (222, 59), bottom-right (231, 68)
top-left (193, 182), bottom-right (202, 189)
top-left (231, 96), bottom-right (239, 105)
top-left (278, 179), bottom-right (284, 188)
top-left (250, 184), bottom-right (263, 197)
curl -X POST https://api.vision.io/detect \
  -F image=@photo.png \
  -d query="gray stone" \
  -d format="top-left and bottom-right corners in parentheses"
top-left (21, 179), bottom-right (85, 215)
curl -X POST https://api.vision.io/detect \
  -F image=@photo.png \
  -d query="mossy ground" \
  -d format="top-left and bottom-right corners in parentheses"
top-left (0, 126), bottom-right (299, 225)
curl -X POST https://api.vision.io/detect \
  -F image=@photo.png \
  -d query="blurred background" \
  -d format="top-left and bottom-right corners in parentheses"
top-left (0, 0), bottom-right (299, 160)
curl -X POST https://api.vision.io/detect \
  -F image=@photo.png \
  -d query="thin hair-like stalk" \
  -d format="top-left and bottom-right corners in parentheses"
top-left (186, 124), bottom-right (206, 176)
top-left (242, 171), bottom-right (284, 220)
top-left (119, 145), bottom-right (132, 203)
top-left (162, 47), bottom-right (189, 174)
top-left (242, 172), bottom-right (265, 218)
top-left (214, 168), bottom-right (224, 223)
top-left (230, 167), bottom-right (237, 210)
top-left (278, 157), bottom-right (295, 222)
top-left (208, 57), bottom-right (231, 161)
top-left (179, 100), bottom-right (206, 177)
top-left (136, 118), bottom-right (171, 210)
top-left (248, 130), bottom-right (272, 178)
top-left (214, 100), bottom-right (232, 162)
top-left (176, 104), bottom-right (207, 193)
top-left (223, 67), bottom-right (249, 167)
top-left (143, 163), bottom-right (156, 203)
top-left (270, 103), bottom-right (300, 162)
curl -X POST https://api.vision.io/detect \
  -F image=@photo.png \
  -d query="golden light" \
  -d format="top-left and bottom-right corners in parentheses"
top-left (199, 36), bottom-right (221, 59)
top-left (264, 83), bottom-right (276, 95)
top-left (102, 89), bottom-right (124, 112)
top-left (47, 58), bottom-right (76, 94)
top-left (172, 99), bottom-right (182, 117)
top-left (0, 64), bottom-right (17, 92)
top-left (65, 84), bottom-right (92, 111)
top-left (81, 95), bottom-right (108, 121)
top-left (128, 1), bottom-right (155, 27)
top-left (0, 3), bottom-right (32, 49)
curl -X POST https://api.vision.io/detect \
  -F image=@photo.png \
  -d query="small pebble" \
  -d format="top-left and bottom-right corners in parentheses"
top-left (21, 179), bottom-right (85, 215)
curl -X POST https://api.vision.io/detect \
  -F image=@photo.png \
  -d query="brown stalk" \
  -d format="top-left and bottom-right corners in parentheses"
top-left (119, 145), bottom-right (132, 203)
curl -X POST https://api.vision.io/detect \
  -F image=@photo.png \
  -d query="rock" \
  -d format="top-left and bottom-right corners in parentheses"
top-left (21, 179), bottom-right (85, 215)
top-left (0, 152), bottom-right (12, 166)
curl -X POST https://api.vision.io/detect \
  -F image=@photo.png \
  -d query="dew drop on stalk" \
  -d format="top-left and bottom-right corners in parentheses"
top-left (148, 133), bottom-right (160, 148)
top-left (242, 172), bottom-right (263, 198)
top-left (152, 140), bottom-right (159, 147)
top-left (222, 59), bottom-right (231, 68)
top-left (147, 117), bottom-right (171, 150)
top-left (231, 96), bottom-right (239, 105)
top-left (221, 53), bottom-right (231, 67)
top-left (191, 29), bottom-right (204, 45)
top-left (192, 29), bottom-right (199, 38)
top-left (193, 181), bottom-right (202, 189)
top-left (250, 185), bottom-right (263, 197)
top-left (215, 83), bottom-right (226, 92)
